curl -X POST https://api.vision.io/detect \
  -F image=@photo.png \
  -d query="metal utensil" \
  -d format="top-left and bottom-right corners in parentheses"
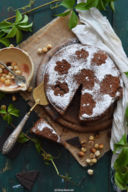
top-left (2, 81), bottom-right (48, 154)
top-left (0, 61), bottom-right (26, 87)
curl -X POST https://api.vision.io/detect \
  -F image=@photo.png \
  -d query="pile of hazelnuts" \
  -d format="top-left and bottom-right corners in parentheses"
top-left (0, 62), bottom-right (22, 86)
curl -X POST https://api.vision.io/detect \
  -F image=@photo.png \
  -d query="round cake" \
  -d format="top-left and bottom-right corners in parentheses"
top-left (44, 43), bottom-right (122, 123)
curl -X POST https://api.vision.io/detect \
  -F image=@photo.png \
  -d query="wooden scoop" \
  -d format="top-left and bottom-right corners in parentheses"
top-left (2, 81), bottom-right (48, 154)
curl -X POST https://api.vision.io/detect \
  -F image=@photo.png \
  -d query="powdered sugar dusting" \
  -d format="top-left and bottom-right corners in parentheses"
top-left (45, 43), bottom-right (122, 119)
top-left (36, 121), bottom-right (60, 142)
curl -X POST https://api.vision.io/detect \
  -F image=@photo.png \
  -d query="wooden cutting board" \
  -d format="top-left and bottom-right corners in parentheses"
top-left (19, 16), bottom-right (110, 167)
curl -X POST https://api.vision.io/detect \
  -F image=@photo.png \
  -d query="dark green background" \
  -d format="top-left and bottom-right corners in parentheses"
top-left (0, 0), bottom-right (127, 192)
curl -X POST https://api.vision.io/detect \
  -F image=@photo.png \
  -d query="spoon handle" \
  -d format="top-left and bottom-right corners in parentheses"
top-left (2, 102), bottom-right (38, 154)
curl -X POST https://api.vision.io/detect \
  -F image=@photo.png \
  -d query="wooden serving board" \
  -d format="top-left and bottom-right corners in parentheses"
top-left (19, 16), bottom-right (111, 167)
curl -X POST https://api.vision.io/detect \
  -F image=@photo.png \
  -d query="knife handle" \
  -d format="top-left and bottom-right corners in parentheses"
top-left (2, 112), bottom-right (30, 154)
top-left (2, 101), bottom-right (39, 155)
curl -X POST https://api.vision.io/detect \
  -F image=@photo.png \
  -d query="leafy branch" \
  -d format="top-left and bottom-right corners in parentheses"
top-left (4, 0), bottom-right (117, 32)
top-left (0, 104), bottom-right (19, 124)
top-left (0, 10), bottom-right (33, 46)
top-left (17, 131), bottom-right (72, 182)
top-left (57, 0), bottom-right (116, 29)
top-left (114, 134), bottom-right (128, 190)
top-left (113, 106), bottom-right (128, 191)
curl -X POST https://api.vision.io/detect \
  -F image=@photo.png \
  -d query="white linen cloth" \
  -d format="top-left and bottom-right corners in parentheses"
top-left (72, 1), bottom-right (128, 167)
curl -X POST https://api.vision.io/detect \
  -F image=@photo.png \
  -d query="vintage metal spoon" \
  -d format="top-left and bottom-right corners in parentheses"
top-left (2, 81), bottom-right (48, 154)
top-left (0, 61), bottom-right (26, 87)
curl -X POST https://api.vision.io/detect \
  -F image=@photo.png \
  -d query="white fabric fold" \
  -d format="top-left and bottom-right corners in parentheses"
top-left (72, 6), bottom-right (128, 158)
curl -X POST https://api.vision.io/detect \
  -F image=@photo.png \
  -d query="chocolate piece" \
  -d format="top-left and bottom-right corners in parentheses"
top-left (0, 128), bottom-right (23, 159)
top-left (66, 137), bottom-right (81, 149)
top-left (16, 171), bottom-right (39, 191)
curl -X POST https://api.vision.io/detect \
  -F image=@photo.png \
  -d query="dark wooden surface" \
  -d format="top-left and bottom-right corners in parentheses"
top-left (0, 0), bottom-right (127, 192)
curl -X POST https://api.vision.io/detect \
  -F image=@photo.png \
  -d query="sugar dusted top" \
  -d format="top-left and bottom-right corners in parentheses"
top-left (44, 43), bottom-right (122, 120)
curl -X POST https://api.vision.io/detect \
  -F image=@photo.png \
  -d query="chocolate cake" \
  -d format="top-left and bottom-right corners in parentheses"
top-left (31, 119), bottom-right (60, 143)
top-left (44, 43), bottom-right (122, 122)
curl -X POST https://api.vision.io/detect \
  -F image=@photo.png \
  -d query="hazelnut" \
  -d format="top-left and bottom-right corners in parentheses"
top-left (80, 139), bottom-right (87, 145)
top-left (88, 140), bottom-right (94, 147)
top-left (11, 62), bottom-right (17, 67)
top-left (78, 151), bottom-right (85, 158)
top-left (6, 75), bottom-right (11, 79)
top-left (4, 79), bottom-right (11, 86)
top-left (0, 76), bottom-right (6, 83)
top-left (91, 158), bottom-right (97, 164)
top-left (15, 70), bottom-right (21, 75)
top-left (10, 75), bottom-right (15, 79)
top-left (95, 150), bottom-right (101, 157)
top-left (89, 153), bottom-right (95, 159)
top-left (86, 158), bottom-right (91, 164)
top-left (0, 65), bottom-right (4, 69)
top-left (87, 169), bottom-right (94, 175)
top-left (81, 147), bottom-right (87, 153)
top-left (1, 105), bottom-right (6, 110)
top-left (42, 47), bottom-right (48, 53)
top-left (90, 147), bottom-right (96, 153)
top-left (37, 48), bottom-right (43, 55)
top-left (94, 143), bottom-right (99, 149)
top-left (12, 95), bottom-right (16, 101)
top-left (89, 135), bottom-right (94, 141)
top-left (9, 44), bottom-right (14, 47)
top-left (47, 44), bottom-right (52, 50)
top-left (13, 66), bottom-right (18, 70)
top-left (99, 144), bottom-right (104, 149)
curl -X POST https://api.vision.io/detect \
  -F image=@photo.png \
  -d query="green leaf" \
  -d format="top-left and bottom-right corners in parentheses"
top-left (0, 32), bottom-right (5, 38)
top-left (56, 10), bottom-right (71, 17)
top-left (124, 72), bottom-right (128, 78)
top-left (1, 28), bottom-right (11, 33)
top-left (114, 148), bottom-right (128, 171)
top-left (0, 21), bottom-right (12, 28)
top-left (0, 109), bottom-right (6, 114)
top-left (61, 0), bottom-right (75, 9)
top-left (6, 26), bottom-right (17, 38)
top-left (115, 172), bottom-right (128, 190)
top-left (8, 104), bottom-right (19, 117)
top-left (75, 0), bottom-right (99, 10)
top-left (16, 28), bottom-right (23, 44)
top-left (18, 132), bottom-right (30, 143)
top-left (3, 113), bottom-right (12, 124)
top-left (114, 134), bottom-right (128, 152)
top-left (97, 0), bottom-right (106, 10)
top-left (19, 15), bottom-right (29, 24)
top-left (15, 10), bottom-right (22, 23)
top-left (68, 11), bottom-right (78, 29)
top-left (0, 38), bottom-right (10, 47)
top-left (17, 22), bottom-right (33, 31)
top-left (110, 1), bottom-right (115, 12)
